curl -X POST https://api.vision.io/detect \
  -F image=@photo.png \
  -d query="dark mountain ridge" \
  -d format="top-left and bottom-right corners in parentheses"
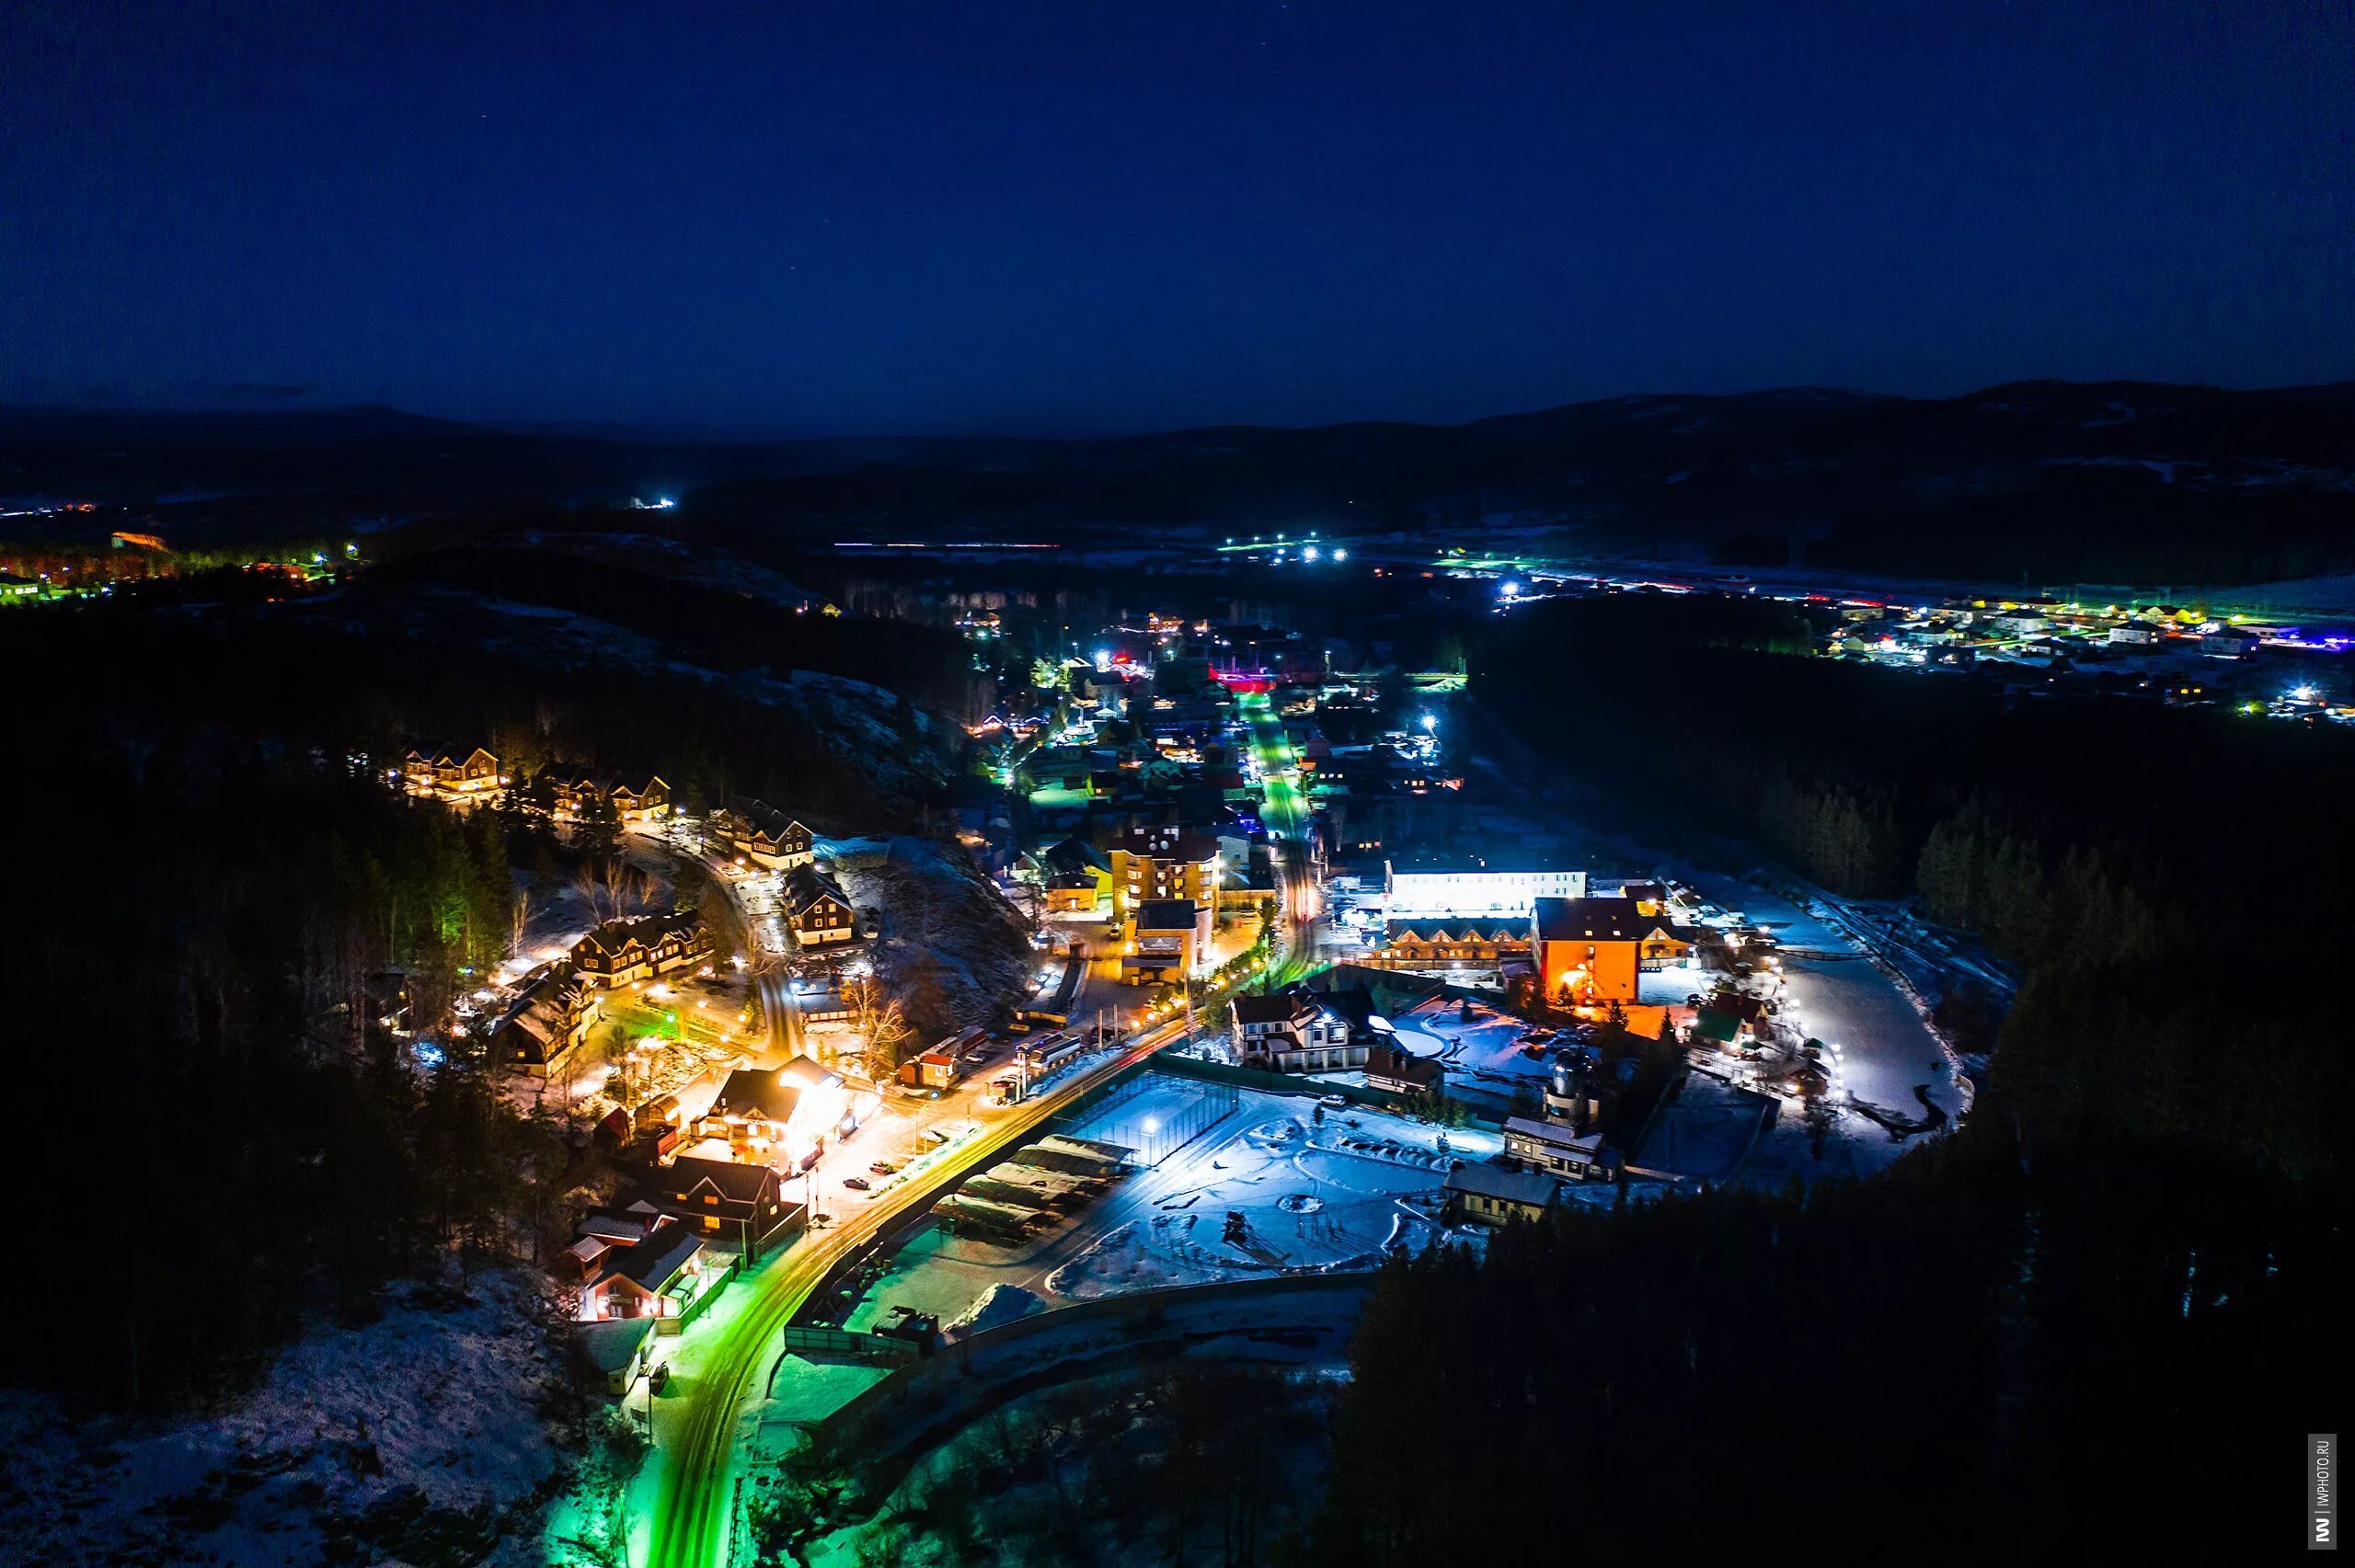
top-left (6, 379), bottom-right (2351, 585)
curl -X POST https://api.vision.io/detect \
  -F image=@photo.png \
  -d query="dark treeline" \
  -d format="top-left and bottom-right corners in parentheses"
top-left (0, 567), bottom-right (980, 1408)
top-left (1474, 592), bottom-right (2350, 1179)
top-left (6, 724), bottom-right (573, 1409)
top-left (1280, 594), bottom-right (2355, 1559)
top-left (1314, 1136), bottom-right (2339, 1562)
top-left (372, 542), bottom-right (992, 722)
top-left (1813, 468), bottom-right (2355, 587)
top-left (679, 531), bottom-right (1485, 673)
top-left (16, 578), bottom-right (955, 830)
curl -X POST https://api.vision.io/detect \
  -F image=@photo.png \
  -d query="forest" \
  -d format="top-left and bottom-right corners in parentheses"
top-left (1809, 464), bottom-right (2355, 587)
top-left (1312, 1132), bottom-right (2338, 1561)
top-left (6, 723), bottom-right (572, 1409)
top-left (372, 540), bottom-right (993, 722)
top-left (1473, 591), bottom-right (2349, 1179)
top-left (0, 561), bottom-right (978, 1410)
top-left (1266, 592), bottom-right (2355, 1557)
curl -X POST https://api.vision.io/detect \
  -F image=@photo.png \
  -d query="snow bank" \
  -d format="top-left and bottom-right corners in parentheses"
top-left (948, 1284), bottom-right (1045, 1335)
top-left (0, 1266), bottom-right (580, 1568)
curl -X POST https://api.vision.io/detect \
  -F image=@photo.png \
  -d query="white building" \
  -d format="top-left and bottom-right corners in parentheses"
top-left (1383, 862), bottom-right (1588, 921)
top-left (1232, 991), bottom-right (1361, 1072)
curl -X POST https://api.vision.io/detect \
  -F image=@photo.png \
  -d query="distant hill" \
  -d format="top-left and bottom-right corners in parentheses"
top-left (690, 379), bottom-right (2355, 585)
top-left (6, 380), bottom-right (2352, 585)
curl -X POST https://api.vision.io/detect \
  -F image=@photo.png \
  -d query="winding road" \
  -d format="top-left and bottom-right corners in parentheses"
top-left (644, 1015), bottom-right (1189, 1568)
top-left (646, 721), bottom-right (1327, 1567)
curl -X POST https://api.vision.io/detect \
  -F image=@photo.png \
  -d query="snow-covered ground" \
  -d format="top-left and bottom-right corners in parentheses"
top-left (1674, 870), bottom-right (1965, 1175)
top-left (0, 1267), bottom-right (580, 1568)
top-left (823, 835), bottom-right (1032, 1034)
top-left (290, 582), bottom-right (950, 801)
top-left (1387, 995), bottom-right (1551, 1090)
top-left (510, 530), bottom-right (821, 611)
top-left (834, 1082), bottom-right (1495, 1333)
top-left (1637, 1070), bottom-right (1777, 1183)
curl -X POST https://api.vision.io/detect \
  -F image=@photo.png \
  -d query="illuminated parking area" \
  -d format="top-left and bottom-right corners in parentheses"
top-left (836, 1075), bottom-right (1500, 1331)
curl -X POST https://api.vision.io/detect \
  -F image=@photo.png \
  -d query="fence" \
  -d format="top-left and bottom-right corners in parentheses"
top-left (778, 1322), bottom-right (920, 1363)
top-left (1148, 1049), bottom-right (1395, 1105)
top-left (1067, 1071), bottom-right (1239, 1166)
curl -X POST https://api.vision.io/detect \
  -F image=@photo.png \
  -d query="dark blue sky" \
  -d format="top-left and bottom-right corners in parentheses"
top-left (3, 1), bottom-right (2349, 435)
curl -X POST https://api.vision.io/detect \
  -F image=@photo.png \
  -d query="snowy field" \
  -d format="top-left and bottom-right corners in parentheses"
top-left (1637, 1070), bottom-right (1777, 1183)
top-left (1, 1267), bottom-right (576, 1568)
top-left (835, 1080), bottom-right (1498, 1333)
top-left (1674, 870), bottom-right (1965, 1175)
top-left (1386, 996), bottom-right (1552, 1091)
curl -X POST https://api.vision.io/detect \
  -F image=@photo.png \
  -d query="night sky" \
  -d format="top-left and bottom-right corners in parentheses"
top-left (4, 1), bottom-right (2349, 435)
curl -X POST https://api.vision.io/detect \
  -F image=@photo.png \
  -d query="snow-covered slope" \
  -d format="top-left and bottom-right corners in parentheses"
top-left (0, 1266), bottom-right (581, 1568)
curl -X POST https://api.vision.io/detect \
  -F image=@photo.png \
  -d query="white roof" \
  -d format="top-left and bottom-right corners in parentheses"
top-left (1504, 1116), bottom-right (1606, 1153)
top-left (1443, 1163), bottom-right (1560, 1207)
top-left (577, 1316), bottom-right (655, 1373)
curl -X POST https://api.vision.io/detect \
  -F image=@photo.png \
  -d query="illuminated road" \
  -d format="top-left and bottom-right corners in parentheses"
top-left (645, 1016), bottom-right (1189, 1568)
top-left (1238, 690), bottom-right (1322, 984)
top-left (1239, 689), bottom-right (1306, 840)
top-left (690, 844), bottom-right (804, 1058)
top-left (646, 714), bottom-right (1317, 1564)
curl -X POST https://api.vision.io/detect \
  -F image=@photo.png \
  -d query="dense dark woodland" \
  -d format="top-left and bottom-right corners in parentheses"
top-left (1303, 594), bottom-right (2351, 1559)
top-left (1473, 593), bottom-right (2347, 1177)
top-left (9, 377), bottom-right (2355, 584)
top-left (0, 570), bottom-right (968, 1408)
top-left (370, 541), bottom-right (992, 723)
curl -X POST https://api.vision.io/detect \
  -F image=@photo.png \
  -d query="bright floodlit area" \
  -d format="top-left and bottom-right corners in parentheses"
top-left (821, 1077), bottom-right (1500, 1337)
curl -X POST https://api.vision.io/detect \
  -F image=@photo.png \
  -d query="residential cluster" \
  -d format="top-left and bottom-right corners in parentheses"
top-left (377, 739), bottom-right (920, 1356)
top-left (1821, 595), bottom-right (2349, 718)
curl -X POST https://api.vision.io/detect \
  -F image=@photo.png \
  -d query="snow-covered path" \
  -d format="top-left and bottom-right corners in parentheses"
top-left (1678, 870), bottom-right (1966, 1173)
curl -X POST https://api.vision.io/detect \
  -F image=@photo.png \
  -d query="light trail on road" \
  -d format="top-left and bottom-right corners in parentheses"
top-left (645, 1016), bottom-right (1189, 1568)
top-left (649, 702), bottom-right (1324, 1564)
top-left (1239, 690), bottom-right (1322, 985)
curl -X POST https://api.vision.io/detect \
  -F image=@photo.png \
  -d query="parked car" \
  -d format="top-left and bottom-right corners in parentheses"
top-left (843, 1175), bottom-right (870, 1191)
top-left (1318, 1093), bottom-right (1348, 1106)
top-left (869, 1160), bottom-right (899, 1175)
